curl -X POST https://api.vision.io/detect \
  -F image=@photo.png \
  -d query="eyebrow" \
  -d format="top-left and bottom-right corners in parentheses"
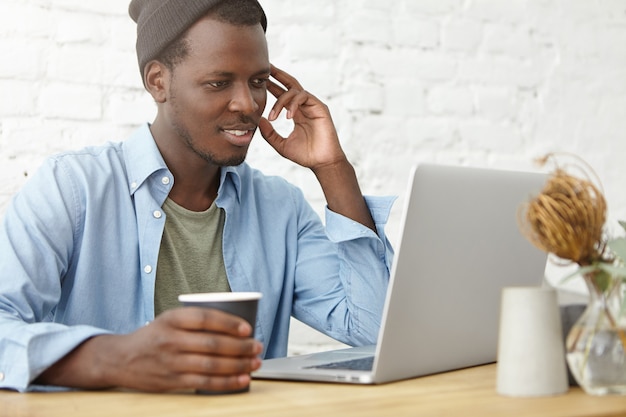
top-left (205, 68), bottom-right (271, 78)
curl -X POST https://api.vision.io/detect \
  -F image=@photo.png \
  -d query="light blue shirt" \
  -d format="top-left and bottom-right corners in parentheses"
top-left (0, 124), bottom-right (395, 392)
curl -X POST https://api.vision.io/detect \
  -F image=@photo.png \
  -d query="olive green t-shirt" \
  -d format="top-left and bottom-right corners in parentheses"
top-left (154, 198), bottom-right (230, 316)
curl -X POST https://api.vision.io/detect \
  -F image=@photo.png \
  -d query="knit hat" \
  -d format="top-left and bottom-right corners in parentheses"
top-left (129, 0), bottom-right (267, 78)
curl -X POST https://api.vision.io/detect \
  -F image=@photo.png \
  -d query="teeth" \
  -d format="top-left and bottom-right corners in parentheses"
top-left (225, 130), bottom-right (248, 136)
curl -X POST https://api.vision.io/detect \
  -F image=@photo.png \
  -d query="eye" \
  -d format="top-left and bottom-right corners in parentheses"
top-left (206, 80), bottom-right (229, 88)
top-left (251, 77), bottom-right (269, 88)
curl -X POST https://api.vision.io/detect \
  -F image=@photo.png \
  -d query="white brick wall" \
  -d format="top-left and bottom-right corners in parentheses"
top-left (1, 0), bottom-right (626, 354)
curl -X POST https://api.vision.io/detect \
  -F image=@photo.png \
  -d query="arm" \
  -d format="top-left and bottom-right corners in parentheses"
top-left (289, 189), bottom-right (396, 346)
top-left (0, 158), bottom-right (262, 393)
top-left (258, 65), bottom-right (375, 232)
top-left (35, 308), bottom-right (262, 392)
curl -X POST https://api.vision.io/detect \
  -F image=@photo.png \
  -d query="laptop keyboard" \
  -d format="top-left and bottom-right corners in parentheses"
top-left (306, 356), bottom-right (375, 371)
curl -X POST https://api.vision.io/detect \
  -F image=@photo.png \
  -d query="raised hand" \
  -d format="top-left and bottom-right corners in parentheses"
top-left (258, 64), bottom-right (375, 231)
top-left (258, 64), bottom-right (348, 172)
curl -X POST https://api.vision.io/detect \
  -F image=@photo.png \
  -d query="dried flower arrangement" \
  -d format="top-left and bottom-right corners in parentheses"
top-left (517, 153), bottom-right (626, 290)
top-left (517, 153), bottom-right (626, 381)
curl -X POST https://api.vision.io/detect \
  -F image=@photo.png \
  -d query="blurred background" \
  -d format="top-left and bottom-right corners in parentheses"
top-left (1, 0), bottom-right (625, 354)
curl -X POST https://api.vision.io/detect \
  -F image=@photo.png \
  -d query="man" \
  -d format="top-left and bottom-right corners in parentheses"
top-left (0, 0), bottom-right (394, 393)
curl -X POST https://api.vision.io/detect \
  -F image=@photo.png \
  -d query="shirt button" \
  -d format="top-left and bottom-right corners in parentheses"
top-left (130, 181), bottom-right (137, 189)
top-left (161, 177), bottom-right (170, 185)
top-left (153, 210), bottom-right (162, 219)
top-left (144, 265), bottom-right (153, 274)
top-left (0, 372), bottom-right (4, 381)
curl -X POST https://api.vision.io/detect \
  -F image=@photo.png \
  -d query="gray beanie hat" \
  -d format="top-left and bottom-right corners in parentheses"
top-left (129, 0), bottom-right (267, 78)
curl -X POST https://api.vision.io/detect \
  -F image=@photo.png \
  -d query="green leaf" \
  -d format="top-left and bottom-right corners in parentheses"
top-left (608, 237), bottom-right (626, 263)
top-left (598, 262), bottom-right (626, 278)
top-left (594, 269), bottom-right (613, 292)
top-left (559, 265), bottom-right (599, 284)
top-left (619, 220), bottom-right (626, 233)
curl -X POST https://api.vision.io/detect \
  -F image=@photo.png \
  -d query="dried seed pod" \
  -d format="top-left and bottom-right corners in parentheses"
top-left (518, 154), bottom-right (608, 266)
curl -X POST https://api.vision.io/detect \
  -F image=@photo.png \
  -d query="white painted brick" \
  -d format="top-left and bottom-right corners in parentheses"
top-left (0, 80), bottom-right (37, 116)
top-left (392, 16), bottom-right (440, 49)
top-left (343, 82), bottom-right (385, 113)
top-left (107, 91), bottom-right (156, 126)
top-left (474, 86), bottom-right (517, 122)
top-left (0, 119), bottom-right (68, 161)
top-left (271, 59), bottom-right (341, 102)
top-left (0, 3), bottom-right (54, 38)
top-left (38, 83), bottom-right (102, 120)
top-left (383, 81), bottom-right (427, 117)
top-left (404, 0), bottom-right (463, 15)
top-left (483, 24), bottom-right (534, 59)
top-left (443, 18), bottom-right (483, 53)
top-left (359, 0), bottom-right (393, 11)
top-left (263, 1), bottom-right (335, 25)
top-left (111, 17), bottom-right (139, 53)
top-left (61, 123), bottom-right (134, 150)
top-left (0, 39), bottom-right (46, 79)
top-left (405, 118), bottom-right (457, 149)
top-left (344, 10), bottom-right (391, 45)
top-left (595, 25), bottom-right (626, 65)
top-left (558, 0), bottom-right (621, 22)
top-left (465, 0), bottom-right (528, 24)
top-left (364, 48), bottom-right (457, 81)
top-left (46, 45), bottom-right (105, 84)
top-left (101, 51), bottom-right (144, 89)
top-left (54, 12), bottom-right (108, 45)
top-left (427, 85), bottom-right (474, 117)
top-left (458, 121), bottom-right (523, 153)
top-left (458, 56), bottom-right (548, 88)
top-left (284, 26), bottom-right (338, 60)
top-left (48, 0), bottom-right (129, 16)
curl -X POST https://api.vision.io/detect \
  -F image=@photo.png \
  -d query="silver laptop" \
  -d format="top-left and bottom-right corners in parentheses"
top-left (253, 163), bottom-right (548, 384)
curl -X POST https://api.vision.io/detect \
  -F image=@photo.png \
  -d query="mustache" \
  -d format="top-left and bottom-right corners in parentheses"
top-left (235, 114), bottom-right (260, 126)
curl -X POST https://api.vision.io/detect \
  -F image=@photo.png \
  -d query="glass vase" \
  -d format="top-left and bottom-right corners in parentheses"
top-left (565, 274), bottom-right (626, 395)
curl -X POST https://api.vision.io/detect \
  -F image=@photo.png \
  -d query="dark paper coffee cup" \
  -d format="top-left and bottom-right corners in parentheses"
top-left (178, 292), bottom-right (262, 395)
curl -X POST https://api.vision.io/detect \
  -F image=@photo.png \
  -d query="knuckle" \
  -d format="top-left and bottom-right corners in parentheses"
top-left (200, 357), bottom-right (219, 373)
top-left (202, 335), bottom-right (220, 352)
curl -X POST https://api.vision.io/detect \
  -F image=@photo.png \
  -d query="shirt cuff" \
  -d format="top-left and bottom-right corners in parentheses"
top-left (324, 195), bottom-right (397, 243)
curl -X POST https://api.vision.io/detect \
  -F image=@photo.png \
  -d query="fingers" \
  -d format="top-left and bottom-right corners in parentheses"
top-left (174, 373), bottom-right (253, 393)
top-left (156, 307), bottom-right (263, 357)
top-left (258, 117), bottom-right (287, 156)
top-left (174, 328), bottom-right (263, 357)
top-left (160, 307), bottom-right (253, 337)
top-left (267, 64), bottom-right (315, 122)
top-left (111, 308), bottom-right (264, 392)
top-left (166, 351), bottom-right (262, 376)
top-left (270, 63), bottom-right (303, 91)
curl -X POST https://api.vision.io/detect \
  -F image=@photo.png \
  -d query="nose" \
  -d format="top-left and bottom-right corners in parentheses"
top-left (228, 83), bottom-right (260, 114)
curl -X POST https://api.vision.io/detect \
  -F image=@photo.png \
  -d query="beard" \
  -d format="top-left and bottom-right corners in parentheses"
top-left (172, 119), bottom-right (249, 167)
top-left (168, 80), bottom-right (254, 167)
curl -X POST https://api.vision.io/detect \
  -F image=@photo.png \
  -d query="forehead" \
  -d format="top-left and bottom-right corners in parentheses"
top-left (181, 17), bottom-right (269, 72)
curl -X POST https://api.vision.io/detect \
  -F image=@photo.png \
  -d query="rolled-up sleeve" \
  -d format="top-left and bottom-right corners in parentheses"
top-left (291, 194), bottom-right (396, 346)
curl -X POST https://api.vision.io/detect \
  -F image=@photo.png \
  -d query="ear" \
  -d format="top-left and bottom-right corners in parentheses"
top-left (144, 60), bottom-right (168, 103)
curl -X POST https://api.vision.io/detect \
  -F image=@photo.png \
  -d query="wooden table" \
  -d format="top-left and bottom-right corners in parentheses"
top-left (1, 364), bottom-right (625, 417)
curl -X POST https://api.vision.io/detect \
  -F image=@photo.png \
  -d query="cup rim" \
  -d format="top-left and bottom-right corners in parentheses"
top-left (178, 292), bottom-right (263, 303)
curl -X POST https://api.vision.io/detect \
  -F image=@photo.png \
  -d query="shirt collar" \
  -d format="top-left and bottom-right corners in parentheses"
top-left (219, 165), bottom-right (243, 203)
top-left (122, 123), bottom-right (245, 202)
top-left (122, 123), bottom-right (168, 196)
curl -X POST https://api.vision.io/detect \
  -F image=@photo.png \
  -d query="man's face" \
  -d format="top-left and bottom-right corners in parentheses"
top-left (161, 17), bottom-right (270, 167)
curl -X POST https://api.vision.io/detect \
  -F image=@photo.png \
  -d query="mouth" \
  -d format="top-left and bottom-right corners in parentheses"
top-left (221, 127), bottom-right (256, 147)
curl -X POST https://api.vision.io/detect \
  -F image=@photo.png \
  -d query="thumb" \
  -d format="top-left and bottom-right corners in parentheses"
top-left (259, 117), bottom-right (286, 154)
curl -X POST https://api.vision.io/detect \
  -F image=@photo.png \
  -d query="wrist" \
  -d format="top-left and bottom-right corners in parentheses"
top-left (311, 156), bottom-right (352, 181)
top-left (35, 334), bottom-right (121, 389)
